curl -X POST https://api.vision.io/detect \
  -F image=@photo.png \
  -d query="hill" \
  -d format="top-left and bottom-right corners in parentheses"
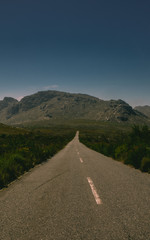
top-left (134, 106), bottom-right (150, 118)
top-left (0, 90), bottom-right (149, 125)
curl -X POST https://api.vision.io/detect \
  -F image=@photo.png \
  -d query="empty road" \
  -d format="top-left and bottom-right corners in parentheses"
top-left (0, 132), bottom-right (150, 240)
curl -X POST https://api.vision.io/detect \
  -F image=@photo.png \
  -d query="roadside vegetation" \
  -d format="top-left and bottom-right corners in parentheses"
top-left (0, 124), bottom-right (75, 189)
top-left (0, 119), bottom-right (149, 189)
top-left (80, 125), bottom-right (150, 173)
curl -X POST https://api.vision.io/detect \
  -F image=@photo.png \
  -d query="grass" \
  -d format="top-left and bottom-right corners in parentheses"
top-left (0, 119), bottom-right (149, 189)
top-left (0, 124), bottom-right (75, 189)
top-left (79, 124), bottom-right (150, 173)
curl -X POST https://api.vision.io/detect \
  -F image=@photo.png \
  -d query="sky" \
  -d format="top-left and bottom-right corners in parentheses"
top-left (0, 0), bottom-right (150, 107)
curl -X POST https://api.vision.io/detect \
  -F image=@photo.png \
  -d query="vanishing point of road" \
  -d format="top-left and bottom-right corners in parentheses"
top-left (0, 132), bottom-right (150, 240)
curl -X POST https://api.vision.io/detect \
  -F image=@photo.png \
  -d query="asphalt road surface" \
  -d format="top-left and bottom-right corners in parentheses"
top-left (0, 132), bottom-right (150, 240)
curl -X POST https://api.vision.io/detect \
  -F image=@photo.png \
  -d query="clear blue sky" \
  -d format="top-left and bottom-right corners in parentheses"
top-left (0, 0), bottom-right (150, 106)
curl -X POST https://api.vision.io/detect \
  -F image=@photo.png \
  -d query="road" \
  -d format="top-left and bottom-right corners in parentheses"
top-left (0, 132), bottom-right (150, 240)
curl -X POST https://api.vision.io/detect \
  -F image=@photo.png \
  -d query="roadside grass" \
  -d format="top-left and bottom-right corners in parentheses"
top-left (1, 119), bottom-right (149, 189)
top-left (79, 124), bottom-right (150, 173)
top-left (0, 125), bottom-right (75, 189)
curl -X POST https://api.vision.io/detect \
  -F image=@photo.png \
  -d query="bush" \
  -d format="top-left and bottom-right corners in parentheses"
top-left (124, 145), bottom-right (146, 169)
top-left (115, 144), bottom-right (128, 160)
top-left (0, 129), bottom-right (75, 188)
top-left (141, 157), bottom-right (150, 173)
top-left (80, 125), bottom-right (150, 173)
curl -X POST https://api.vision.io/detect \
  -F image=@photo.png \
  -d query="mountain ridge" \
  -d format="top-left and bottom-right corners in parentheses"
top-left (134, 105), bottom-right (150, 118)
top-left (0, 90), bottom-right (149, 125)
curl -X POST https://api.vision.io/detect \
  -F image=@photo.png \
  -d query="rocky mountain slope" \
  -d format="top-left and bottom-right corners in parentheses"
top-left (134, 106), bottom-right (150, 118)
top-left (0, 91), bottom-right (149, 125)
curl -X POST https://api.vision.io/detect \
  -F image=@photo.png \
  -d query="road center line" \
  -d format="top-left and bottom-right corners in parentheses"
top-left (87, 177), bottom-right (102, 205)
top-left (80, 157), bottom-right (83, 163)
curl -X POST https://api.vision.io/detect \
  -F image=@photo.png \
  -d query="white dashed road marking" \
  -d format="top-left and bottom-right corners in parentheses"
top-left (87, 177), bottom-right (102, 205)
top-left (80, 157), bottom-right (83, 163)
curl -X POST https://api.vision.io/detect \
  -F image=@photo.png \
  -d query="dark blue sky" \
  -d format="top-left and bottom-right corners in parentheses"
top-left (0, 0), bottom-right (150, 106)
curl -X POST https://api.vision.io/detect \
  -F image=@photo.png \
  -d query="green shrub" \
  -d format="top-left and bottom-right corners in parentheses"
top-left (0, 129), bottom-right (75, 188)
top-left (115, 144), bottom-right (128, 160)
top-left (141, 157), bottom-right (150, 173)
top-left (80, 125), bottom-right (150, 173)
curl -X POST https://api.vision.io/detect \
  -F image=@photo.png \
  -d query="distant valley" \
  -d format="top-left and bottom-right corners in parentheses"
top-left (0, 90), bottom-right (149, 125)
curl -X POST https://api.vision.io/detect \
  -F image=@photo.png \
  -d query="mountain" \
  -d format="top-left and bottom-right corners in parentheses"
top-left (0, 97), bottom-right (18, 111)
top-left (0, 91), bottom-right (149, 125)
top-left (134, 106), bottom-right (150, 118)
